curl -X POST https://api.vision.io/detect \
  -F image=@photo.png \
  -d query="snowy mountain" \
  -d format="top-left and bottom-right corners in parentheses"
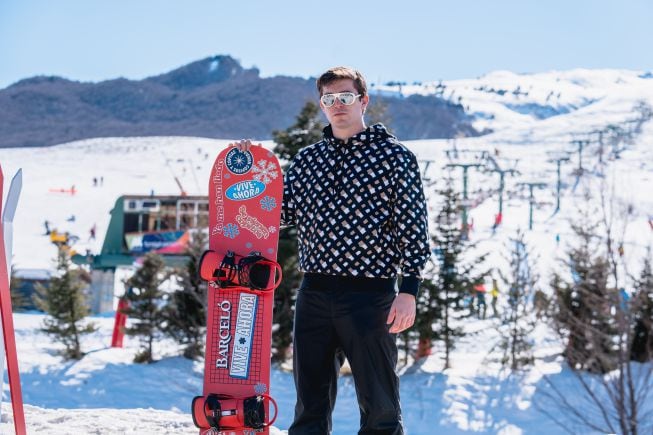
top-left (3, 68), bottom-right (652, 277)
top-left (1, 68), bottom-right (653, 433)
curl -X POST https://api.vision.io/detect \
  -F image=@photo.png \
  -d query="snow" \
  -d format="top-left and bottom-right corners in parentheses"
top-left (0, 313), bottom-right (568, 434)
top-left (1, 68), bottom-right (653, 433)
top-left (5, 311), bottom-right (646, 434)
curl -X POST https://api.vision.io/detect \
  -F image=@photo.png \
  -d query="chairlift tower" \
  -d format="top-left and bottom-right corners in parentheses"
top-left (446, 162), bottom-right (483, 236)
top-left (589, 129), bottom-right (605, 165)
top-left (484, 154), bottom-right (519, 220)
top-left (489, 166), bottom-right (519, 217)
top-left (570, 138), bottom-right (590, 174)
top-left (604, 124), bottom-right (627, 158)
top-left (547, 154), bottom-right (571, 213)
top-left (517, 182), bottom-right (548, 230)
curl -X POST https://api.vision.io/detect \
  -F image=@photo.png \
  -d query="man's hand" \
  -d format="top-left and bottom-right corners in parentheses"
top-left (386, 293), bottom-right (416, 333)
top-left (228, 139), bottom-right (262, 152)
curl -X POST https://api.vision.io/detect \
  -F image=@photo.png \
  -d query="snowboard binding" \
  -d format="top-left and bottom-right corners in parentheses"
top-left (237, 253), bottom-right (283, 291)
top-left (191, 393), bottom-right (278, 432)
top-left (199, 250), bottom-right (282, 292)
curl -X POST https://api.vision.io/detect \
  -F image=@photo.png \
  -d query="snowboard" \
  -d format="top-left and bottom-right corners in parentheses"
top-left (0, 165), bottom-right (26, 434)
top-left (192, 146), bottom-right (283, 434)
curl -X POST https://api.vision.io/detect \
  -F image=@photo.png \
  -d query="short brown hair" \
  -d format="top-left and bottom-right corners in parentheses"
top-left (316, 66), bottom-right (368, 98)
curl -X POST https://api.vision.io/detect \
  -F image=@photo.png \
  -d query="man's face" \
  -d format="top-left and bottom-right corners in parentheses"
top-left (319, 79), bottom-right (369, 132)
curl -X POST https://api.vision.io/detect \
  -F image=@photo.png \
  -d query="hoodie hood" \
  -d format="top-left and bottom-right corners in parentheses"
top-left (322, 123), bottom-right (396, 147)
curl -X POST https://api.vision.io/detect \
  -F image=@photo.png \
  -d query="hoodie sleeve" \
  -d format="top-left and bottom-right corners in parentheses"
top-left (392, 149), bottom-right (431, 296)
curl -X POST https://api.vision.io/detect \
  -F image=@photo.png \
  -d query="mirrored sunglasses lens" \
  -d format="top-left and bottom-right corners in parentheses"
top-left (321, 94), bottom-right (336, 106)
top-left (338, 93), bottom-right (355, 105)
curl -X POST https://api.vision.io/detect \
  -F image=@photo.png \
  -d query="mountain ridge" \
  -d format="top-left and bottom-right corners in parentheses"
top-left (0, 55), bottom-right (480, 148)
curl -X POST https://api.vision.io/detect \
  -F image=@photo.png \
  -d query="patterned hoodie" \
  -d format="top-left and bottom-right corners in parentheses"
top-left (281, 123), bottom-right (431, 295)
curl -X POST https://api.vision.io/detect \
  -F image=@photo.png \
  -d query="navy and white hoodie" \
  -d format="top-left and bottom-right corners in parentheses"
top-left (281, 123), bottom-right (431, 296)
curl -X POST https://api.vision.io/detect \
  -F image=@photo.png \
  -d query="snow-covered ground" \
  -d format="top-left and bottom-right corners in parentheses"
top-left (0, 312), bottom-right (569, 434)
top-left (3, 311), bottom-right (648, 433)
top-left (1, 68), bottom-right (653, 433)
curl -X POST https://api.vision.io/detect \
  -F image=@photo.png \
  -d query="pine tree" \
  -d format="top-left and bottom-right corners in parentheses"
top-left (163, 230), bottom-right (208, 360)
top-left (272, 101), bottom-right (324, 162)
top-left (550, 216), bottom-right (619, 373)
top-left (497, 231), bottom-right (537, 370)
top-left (124, 252), bottom-right (169, 363)
top-left (539, 204), bottom-right (652, 435)
top-left (365, 96), bottom-right (393, 132)
top-left (425, 179), bottom-right (488, 367)
top-left (33, 248), bottom-right (97, 360)
top-left (413, 277), bottom-right (441, 359)
top-left (271, 231), bottom-right (302, 362)
top-left (270, 101), bottom-right (324, 362)
top-left (630, 250), bottom-right (653, 362)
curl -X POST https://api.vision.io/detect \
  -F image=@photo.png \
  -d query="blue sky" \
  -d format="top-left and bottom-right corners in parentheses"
top-left (1, 0), bottom-right (651, 89)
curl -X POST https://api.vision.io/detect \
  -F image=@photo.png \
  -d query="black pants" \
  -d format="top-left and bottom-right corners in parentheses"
top-left (288, 273), bottom-right (403, 435)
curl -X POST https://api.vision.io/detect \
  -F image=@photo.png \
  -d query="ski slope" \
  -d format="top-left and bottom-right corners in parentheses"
top-left (1, 68), bottom-right (653, 433)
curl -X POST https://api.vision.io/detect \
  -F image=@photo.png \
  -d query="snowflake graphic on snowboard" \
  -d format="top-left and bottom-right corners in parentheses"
top-left (252, 160), bottom-right (279, 185)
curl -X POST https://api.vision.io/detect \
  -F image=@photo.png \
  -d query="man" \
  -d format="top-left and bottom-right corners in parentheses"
top-left (233, 66), bottom-right (430, 434)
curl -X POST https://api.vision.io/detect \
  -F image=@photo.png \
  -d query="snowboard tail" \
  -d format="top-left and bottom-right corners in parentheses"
top-left (193, 147), bottom-right (283, 434)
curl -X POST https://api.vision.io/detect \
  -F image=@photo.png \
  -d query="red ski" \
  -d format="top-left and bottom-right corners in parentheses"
top-left (192, 146), bottom-right (282, 434)
top-left (0, 164), bottom-right (26, 435)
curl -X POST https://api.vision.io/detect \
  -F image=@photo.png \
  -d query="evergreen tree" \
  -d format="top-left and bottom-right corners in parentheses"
top-left (630, 250), bottom-right (653, 362)
top-left (539, 208), bottom-right (652, 435)
top-left (413, 277), bottom-right (441, 359)
top-left (271, 230), bottom-right (302, 362)
top-left (270, 100), bottom-right (324, 362)
top-left (365, 96), bottom-right (393, 131)
top-left (33, 248), bottom-right (97, 360)
top-left (497, 231), bottom-right (537, 370)
top-left (163, 230), bottom-right (208, 360)
top-left (550, 215), bottom-right (619, 373)
top-left (123, 252), bottom-right (169, 363)
top-left (272, 101), bottom-right (324, 162)
top-left (424, 179), bottom-right (488, 367)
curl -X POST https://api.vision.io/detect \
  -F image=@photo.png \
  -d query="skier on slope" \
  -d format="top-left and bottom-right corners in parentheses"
top-left (233, 66), bottom-right (430, 435)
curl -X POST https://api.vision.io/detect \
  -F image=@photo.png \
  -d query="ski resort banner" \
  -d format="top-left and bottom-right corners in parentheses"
top-left (124, 229), bottom-right (187, 254)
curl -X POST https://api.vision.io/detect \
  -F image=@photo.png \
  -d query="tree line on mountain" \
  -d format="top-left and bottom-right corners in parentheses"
top-left (0, 55), bottom-right (481, 148)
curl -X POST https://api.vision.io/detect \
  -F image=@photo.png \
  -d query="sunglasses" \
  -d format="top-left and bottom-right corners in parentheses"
top-left (320, 92), bottom-right (361, 107)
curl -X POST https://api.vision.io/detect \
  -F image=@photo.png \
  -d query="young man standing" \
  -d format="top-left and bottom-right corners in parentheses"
top-left (234, 66), bottom-right (430, 434)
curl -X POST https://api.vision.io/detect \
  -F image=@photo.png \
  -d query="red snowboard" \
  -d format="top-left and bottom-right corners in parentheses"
top-left (192, 146), bottom-right (283, 434)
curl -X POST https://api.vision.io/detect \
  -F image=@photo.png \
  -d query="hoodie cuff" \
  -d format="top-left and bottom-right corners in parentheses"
top-left (399, 275), bottom-right (420, 297)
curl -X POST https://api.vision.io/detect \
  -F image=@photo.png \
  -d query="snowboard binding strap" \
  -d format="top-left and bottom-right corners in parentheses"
top-left (217, 250), bottom-right (238, 286)
top-left (192, 393), bottom-right (278, 431)
top-left (238, 252), bottom-right (283, 292)
top-left (199, 250), bottom-right (282, 292)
